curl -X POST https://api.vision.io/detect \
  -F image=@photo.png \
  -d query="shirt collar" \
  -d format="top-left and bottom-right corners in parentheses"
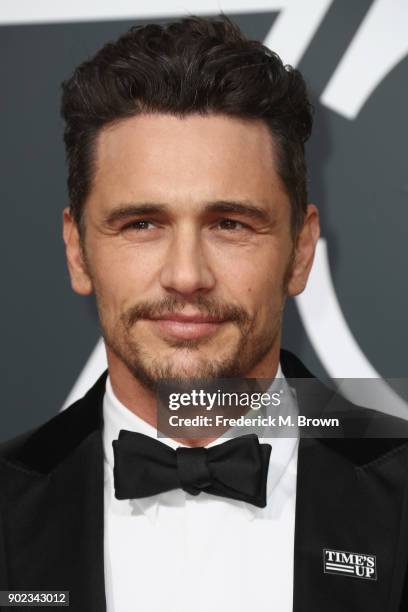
top-left (103, 364), bottom-right (298, 521)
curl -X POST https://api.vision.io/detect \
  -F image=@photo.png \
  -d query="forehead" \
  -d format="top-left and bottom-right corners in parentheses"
top-left (90, 113), bottom-right (288, 213)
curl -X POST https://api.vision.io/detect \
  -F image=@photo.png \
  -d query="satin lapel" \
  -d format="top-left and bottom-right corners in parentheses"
top-left (2, 372), bottom-right (108, 612)
top-left (4, 428), bottom-right (106, 611)
top-left (293, 436), bottom-right (408, 612)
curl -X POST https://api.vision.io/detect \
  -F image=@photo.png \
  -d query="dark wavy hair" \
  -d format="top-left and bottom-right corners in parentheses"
top-left (61, 16), bottom-right (313, 238)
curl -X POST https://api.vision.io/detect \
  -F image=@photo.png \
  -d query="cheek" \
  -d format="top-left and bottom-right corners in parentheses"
top-left (89, 246), bottom-right (158, 316)
top-left (218, 251), bottom-right (286, 310)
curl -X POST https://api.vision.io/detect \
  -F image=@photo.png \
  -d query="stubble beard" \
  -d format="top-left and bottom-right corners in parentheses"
top-left (97, 294), bottom-right (283, 392)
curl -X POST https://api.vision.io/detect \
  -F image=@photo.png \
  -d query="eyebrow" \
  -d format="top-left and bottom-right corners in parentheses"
top-left (102, 200), bottom-right (273, 226)
top-left (102, 204), bottom-right (168, 226)
top-left (204, 200), bottom-right (273, 224)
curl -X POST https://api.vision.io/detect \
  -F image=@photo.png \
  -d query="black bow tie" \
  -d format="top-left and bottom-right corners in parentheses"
top-left (112, 431), bottom-right (271, 508)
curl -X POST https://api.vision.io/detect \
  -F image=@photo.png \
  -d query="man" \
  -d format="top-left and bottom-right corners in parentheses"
top-left (1, 16), bottom-right (408, 612)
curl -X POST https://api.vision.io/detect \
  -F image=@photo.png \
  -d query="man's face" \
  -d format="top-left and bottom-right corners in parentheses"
top-left (64, 114), bottom-right (318, 388)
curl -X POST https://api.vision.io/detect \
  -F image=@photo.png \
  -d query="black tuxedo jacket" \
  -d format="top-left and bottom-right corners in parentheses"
top-left (1, 350), bottom-right (408, 611)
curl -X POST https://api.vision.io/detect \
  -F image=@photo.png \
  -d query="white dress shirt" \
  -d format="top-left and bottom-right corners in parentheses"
top-left (103, 366), bottom-right (299, 612)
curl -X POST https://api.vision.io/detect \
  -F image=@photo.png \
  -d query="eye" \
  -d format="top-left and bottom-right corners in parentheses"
top-left (217, 218), bottom-right (248, 230)
top-left (122, 220), bottom-right (156, 231)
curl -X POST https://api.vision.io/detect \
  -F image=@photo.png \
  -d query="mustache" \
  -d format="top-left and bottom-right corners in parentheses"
top-left (122, 295), bottom-right (251, 329)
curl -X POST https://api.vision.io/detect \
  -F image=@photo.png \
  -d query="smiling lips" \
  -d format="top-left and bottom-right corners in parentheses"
top-left (147, 313), bottom-right (226, 340)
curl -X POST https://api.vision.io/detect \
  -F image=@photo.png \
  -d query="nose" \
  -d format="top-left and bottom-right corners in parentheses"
top-left (159, 225), bottom-right (216, 296)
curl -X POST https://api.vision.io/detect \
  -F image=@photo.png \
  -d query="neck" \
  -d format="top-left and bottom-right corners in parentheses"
top-left (106, 344), bottom-right (281, 447)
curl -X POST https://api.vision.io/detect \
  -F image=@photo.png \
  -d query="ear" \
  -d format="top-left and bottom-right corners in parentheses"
top-left (287, 204), bottom-right (320, 296)
top-left (62, 207), bottom-right (93, 295)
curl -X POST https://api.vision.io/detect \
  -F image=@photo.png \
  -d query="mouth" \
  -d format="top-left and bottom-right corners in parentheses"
top-left (146, 313), bottom-right (227, 340)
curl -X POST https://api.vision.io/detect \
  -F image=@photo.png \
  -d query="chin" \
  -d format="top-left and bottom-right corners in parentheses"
top-left (144, 347), bottom-right (237, 382)
top-left (159, 351), bottom-right (223, 379)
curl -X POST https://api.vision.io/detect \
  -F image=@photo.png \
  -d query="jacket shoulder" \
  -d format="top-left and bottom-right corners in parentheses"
top-left (0, 370), bottom-right (107, 474)
top-left (281, 348), bottom-right (408, 463)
